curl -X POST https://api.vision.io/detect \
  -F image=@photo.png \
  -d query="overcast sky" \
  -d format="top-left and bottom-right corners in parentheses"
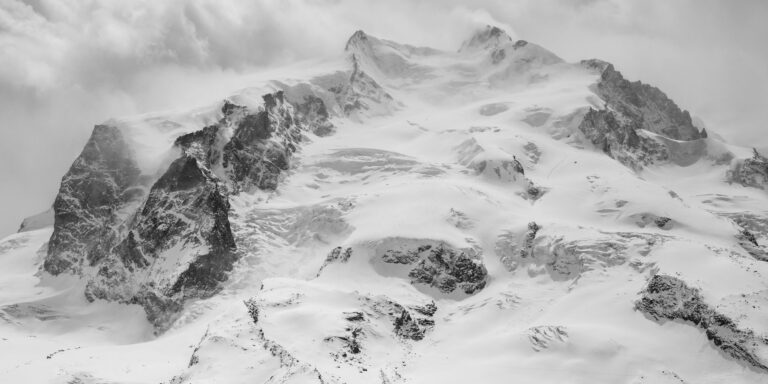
top-left (1, 0), bottom-right (767, 237)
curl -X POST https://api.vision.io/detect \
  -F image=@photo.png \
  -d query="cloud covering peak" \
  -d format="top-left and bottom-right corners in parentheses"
top-left (1, 0), bottom-right (767, 237)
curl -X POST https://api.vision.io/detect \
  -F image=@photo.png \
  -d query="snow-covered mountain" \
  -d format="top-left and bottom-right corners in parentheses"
top-left (2, 25), bottom-right (768, 383)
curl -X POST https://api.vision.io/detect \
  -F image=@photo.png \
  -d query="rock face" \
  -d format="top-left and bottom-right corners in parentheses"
top-left (223, 91), bottom-right (304, 191)
top-left (85, 155), bottom-right (236, 326)
top-left (335, 54), bottom-right (396, 116)
top-left (583, 60), bottom-right (701, 141)
top-left (44, 91), bottom-right (334, 329)
top-left (736, 228), bottom-right (768, 262)
top-left (578, 108), bottom-right (670, 170)
top-left (393, 302), bottom-right (437, 341)
top-left (381, 242), bottom-right (488, 295)
top-left (45, 125), bottom-right (143, 275)
top-left (293, 95), bottom-right (335, 136)
top-left (729, 149), bottom-right (768, 189)
top-left (636, 275), bottom-right (768, 371)
top-left (578, 60), bottom-right (705, 170)
top-left (317, 246), bottom-right (353, 275)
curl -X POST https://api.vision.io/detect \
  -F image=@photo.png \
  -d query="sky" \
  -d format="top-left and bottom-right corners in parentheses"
top-left (1, 0), bottom-right (767, 237)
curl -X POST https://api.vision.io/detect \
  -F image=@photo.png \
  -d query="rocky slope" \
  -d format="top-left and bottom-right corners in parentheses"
top-left (636, 275), bottom-right (768, 372)
top-left (578, 59), bottom-right (707, 170)
top-left (2, 25), bottom-right (768, 384)
top-left (729, 148), bottom-right (768, 189)
top-left (43, 90), bottom-right (338, 329)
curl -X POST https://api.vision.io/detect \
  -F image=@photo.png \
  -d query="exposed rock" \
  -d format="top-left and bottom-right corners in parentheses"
top-left (344, 311), bottom-right (365, 322)
top-left (737, 228), bottom-right (768, 262)
top-left (583, 61), bottom-right (701, 141)
top-left (654, 217), bottom-right (673, 229)
top-left (380, 242), bottom-right (488, 295)
top-left (393, 309), bottom-right (434, 341)
top-left (293, 94), bottom-right (335, 136)
top-left (393, 310), bottom-right (422, 340)
top-left (391, 301), bottom-right (436, 341)
top-left (45, 125), bottom-right (143, 275)
top-left (324, 326), bottom-right (363, 356)
top-left (578, 60), bottom-right (708, 170)
top-left (223, 91), bottom-right (304, 192)
top-left (174, 125), bottom-right (221, 167)
top-left (728, 149), bottom-right (768, 189)
top-left (42, 90), bottom-right (330, 330)
top-left (338, 55), bottom-right (397, 116)
top-left (522, 222), bottom-right (540, 258)
top-left (577, 108), bottom-right (669, 170)
top-left (740, 229), bottom-right (758, 247)
top-left (86, 155), bottom-right (236, 328)
top-left (636, 275), bottom-right (768, 371)
top-left (317, 246), bottom-right (353, 275)
top-left (718, 212), bottom-right (768, 262)
top-left (244, 298), bottom-right (259, 324)
top-left (628, 213), bottom-right (674, 230)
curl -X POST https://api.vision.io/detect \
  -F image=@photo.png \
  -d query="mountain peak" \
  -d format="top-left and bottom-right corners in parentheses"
top-left (345, 30), bottom-right (372, 51)
top-left (459, 25), bottom-right (513, 52)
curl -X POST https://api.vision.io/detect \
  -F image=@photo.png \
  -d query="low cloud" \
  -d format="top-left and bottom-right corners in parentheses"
top-left (1, 0), bottom-right (766, 236)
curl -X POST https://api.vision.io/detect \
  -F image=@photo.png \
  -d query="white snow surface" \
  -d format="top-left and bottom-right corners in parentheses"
top-left (2, 29), bottom-right (768, 383)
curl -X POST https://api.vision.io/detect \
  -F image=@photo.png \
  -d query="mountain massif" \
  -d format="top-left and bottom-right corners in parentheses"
top-left (1, 26), bottom-right (768, 383)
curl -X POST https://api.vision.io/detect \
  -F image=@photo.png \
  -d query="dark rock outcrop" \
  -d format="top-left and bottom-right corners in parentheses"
top-left (44, 90), bottom-right (334, 330)
top-left (317, 246), bottom-right (353, 276)
top-left (578, 108), bottom-right (670, 170)
top-left (636, 275), bottom-right (768, 371)
top-left (85, 154), bottom-right (237, 328)
top-left (578, 60), bottom-right (706, 170)
top-left (293, 95), bottom-right (335, 136)
top-left (335, 55), bottom-right (396, 116)
top-left (382, 243), bottom-right (488, 295)
top-left (654, 216), bottom-right (673, 229)
top-left (736, 228), bottom-right (768, 262)
top-left (174, 125), bottom-right (221, 167)
top-left (223, 91), bottom-right (304, 192)
top-left (392, 301), bottom-right (436, 341)
top-left (728, 149), bottom-right (768, 189)
top-left (584, 60), bottom-right (701, 141)
top-left (45, 125), bottom-right (143, 275)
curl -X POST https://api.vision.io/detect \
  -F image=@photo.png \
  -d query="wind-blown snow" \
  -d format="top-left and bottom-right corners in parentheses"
top-left (1, 28), bottom-right (767, 383)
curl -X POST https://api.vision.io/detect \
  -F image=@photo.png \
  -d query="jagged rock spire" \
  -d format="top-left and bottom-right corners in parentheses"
top-left (345, 30), bottom-right (369, 52)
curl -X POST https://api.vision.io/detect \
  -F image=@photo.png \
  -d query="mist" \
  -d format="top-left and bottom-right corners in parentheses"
top-left (1, 0), bottom-right (766, 237)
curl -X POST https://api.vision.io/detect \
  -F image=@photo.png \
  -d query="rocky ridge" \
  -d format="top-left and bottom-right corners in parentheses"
top-left (45, 90), bottom-right (335, 329)
top-left (578, 59), bottom-right (706, 170)
top-left (6, 26), bottom-right (767, 384)
top-left (729, 148), bottom-right (768, 189)
top-left (636, 275), bottom-right (768, 372)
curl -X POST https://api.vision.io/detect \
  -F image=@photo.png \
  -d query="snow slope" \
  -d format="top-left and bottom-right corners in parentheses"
top-left (1, 26), bottom-right (768, 383)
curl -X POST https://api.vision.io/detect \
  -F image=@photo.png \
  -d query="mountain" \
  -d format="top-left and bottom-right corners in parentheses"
top-left (1, 25), bottom-right (768, 383)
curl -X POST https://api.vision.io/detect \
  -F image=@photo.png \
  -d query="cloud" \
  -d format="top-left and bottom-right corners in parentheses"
top-left (0, 0), bottom-right (766, 236)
